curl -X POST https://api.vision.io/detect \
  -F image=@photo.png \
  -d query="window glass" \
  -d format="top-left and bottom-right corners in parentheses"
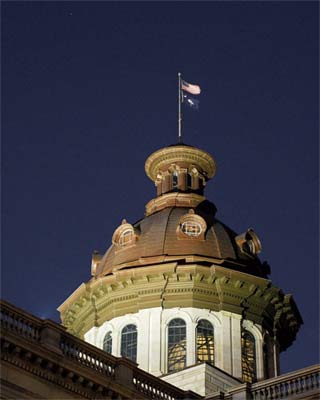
top-left (119, 229), bottom-right (133, 246)
top-left (196, 319), bottom-right (214, 365)
top-left (181, 221), bottom-right (202, 237)
top-left (121, 324), bottom-right (137, 362)
top-left (168, 318), bottom-right (186, 372)
top-left (242, 330), bottom-right (257, 383)
top-left (103, 331), bottom-right (112, 354)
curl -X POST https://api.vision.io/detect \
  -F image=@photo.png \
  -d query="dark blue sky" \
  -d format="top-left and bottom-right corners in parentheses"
top-left (2, 1), bottom-right (318, 374)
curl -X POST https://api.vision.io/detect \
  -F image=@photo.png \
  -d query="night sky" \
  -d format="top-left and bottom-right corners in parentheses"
top-left (2, 1), bottom-right (318, 374)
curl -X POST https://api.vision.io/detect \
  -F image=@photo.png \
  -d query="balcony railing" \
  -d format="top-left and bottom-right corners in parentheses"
top-left (251, 365), bottom-right (320, 400)
top-left (1, 299), bottom-right (200, 400)
top-left (1, 299), bottom-right (42, 342)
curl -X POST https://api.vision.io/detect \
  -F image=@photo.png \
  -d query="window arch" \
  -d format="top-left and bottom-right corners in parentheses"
top-left (242, 330), bottom-right (257, 383)
top-left (119, 229), bottom-right (134, 246)
top-left (168, 318), bottom-right (186, 372)
top-left (121, 324), bottom-right (137, 362)
top-left (103, 331), bottom-right (112, 354)
top-left (196, 319), bottom-right (214, 365)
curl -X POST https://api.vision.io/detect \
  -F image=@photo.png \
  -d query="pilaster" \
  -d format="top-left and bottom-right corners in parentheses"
top-left (148, 308), bottom-right (162, 375)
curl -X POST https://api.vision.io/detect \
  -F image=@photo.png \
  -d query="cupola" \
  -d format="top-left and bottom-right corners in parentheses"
top-left (145, 144), bottom-right (216, 197)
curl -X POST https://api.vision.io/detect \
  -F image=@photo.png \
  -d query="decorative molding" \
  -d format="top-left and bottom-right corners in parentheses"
top-left (145, 146), bottom-right (216, 182)
top-left (58, 264), bottom-right (302, 351)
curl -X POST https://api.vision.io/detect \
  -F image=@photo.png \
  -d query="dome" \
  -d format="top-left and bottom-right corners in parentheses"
top-left (94, 144), bottom-right (265, 278)
top-left (95, 198), bottom-right (266, 278)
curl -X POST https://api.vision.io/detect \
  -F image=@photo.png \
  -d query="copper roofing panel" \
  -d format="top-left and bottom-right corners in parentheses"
top-left (96, 203), bottom-right (262, 278)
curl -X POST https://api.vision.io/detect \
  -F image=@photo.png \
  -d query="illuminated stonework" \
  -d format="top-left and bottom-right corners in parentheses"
top-left (58, 143), bottom-right (303, 393)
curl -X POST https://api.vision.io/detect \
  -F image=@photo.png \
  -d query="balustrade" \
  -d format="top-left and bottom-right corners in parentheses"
top-left (133, 369), bottom-right (199, 400)
top-left (251, 365), bottom-right (320, 400)
top-left (60, 335), bottom-right (116, 377)
top-left (1, 299), bottom-right (200, 400)
top-left (1, 300), bottom-right (42, 342)
top-left (5, 300), bottom-right (317, 400)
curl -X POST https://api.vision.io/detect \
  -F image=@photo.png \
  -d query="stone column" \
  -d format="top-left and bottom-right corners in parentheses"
top-left (179, 169), bottom-right (187, 191)
top-left (192, 175), bottom-right (199, 190)
top-left (156, 181), bottom-right (162, 196)
top-left (163, 173), bottom-right (171, 193)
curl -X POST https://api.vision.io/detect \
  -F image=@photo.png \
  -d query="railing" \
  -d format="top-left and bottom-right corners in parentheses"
top-left (1, 299), bottom-right (200, 400)
top-left (133, 368), bottom-right (199, 400)
top-left (251, 365), bottom-right (320, 400)
top-left (0, 299), bottom-right (42, 342)
top-left (60, 334), bottom-right (116, 377)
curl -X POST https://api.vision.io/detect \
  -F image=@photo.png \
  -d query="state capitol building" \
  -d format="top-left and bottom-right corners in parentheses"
top-left (1, 142), bottom-right (319, 399)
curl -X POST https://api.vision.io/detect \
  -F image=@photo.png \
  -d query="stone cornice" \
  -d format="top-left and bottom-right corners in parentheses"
top-left (58, 263), bottom-right (302, 351)
top-left (145, 146), bottom-right (216, 181)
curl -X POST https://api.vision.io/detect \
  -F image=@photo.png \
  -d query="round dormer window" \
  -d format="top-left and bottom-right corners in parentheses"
top-left (119, 229), bottom-right (134, 246)
top-left (112, 220), bottom-right (138, 249)
top-left (177, 210), bottom-right (207, 240)
top-left (181, 221), bottom-right (202, 237)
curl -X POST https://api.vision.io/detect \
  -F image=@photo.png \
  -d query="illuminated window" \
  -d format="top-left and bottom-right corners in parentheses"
top-left (181, 221), bottom-right (202, 237)
top-left (196, 319), bottom-right (214, 365)
top-left (168, 318), bottom-right (186, 372)
top-left (103, 331), bottom-right (112, 354)
top-left (119, 229), bottom-right (134, 246)
top-left (121, 324), bottom-right (137, 362)
top-left (242, 330), bottom-right (257, 383)
top-left (177, 211), bottom-right (207, 240)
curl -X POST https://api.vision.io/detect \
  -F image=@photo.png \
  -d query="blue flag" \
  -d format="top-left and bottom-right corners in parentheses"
top-left (182, 92), bottom-right (199, 110)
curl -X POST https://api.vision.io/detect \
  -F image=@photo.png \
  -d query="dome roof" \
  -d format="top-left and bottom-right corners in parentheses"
top-left (95, 198), bottom-right (265, 278)
top-left (92, 144), bottom-right (266, 278)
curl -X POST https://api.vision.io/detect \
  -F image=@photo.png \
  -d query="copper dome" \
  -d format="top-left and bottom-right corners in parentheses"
top-left (94, 145), bottom-right (266, 278)
top-left (95, 199), bottom-right (266, 278)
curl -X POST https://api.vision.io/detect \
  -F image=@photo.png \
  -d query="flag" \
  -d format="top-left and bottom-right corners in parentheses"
top-left (182, 92), bottom-right (199, 110)
top-left (181, 79), bottom-right (201, 95)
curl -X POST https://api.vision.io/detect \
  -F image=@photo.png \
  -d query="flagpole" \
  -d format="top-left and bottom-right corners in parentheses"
top-left (178, 72), bottom-right (182, 143)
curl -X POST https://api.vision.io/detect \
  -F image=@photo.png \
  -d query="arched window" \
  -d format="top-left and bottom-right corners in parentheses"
top-left (172, 171), bottom-right (178, 190)
top-left (119, 229), bottom-right (134, 246)
top-left (121, 324), bottom-right (137, 362)
top-left (168, 318), bottom-right (186, 372)
top-left (196, 319), bottom-right (214, 365)
top-left (242, 330), bottom-right (257, 383)
top-left (187, 173), bottom-right (192, 189)
top-left (103, 331), bottom-right (112, 354)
